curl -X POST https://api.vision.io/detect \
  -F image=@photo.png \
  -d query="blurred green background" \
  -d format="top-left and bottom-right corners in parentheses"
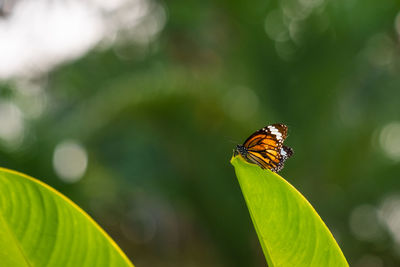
top-left (1, 0), bottom-right (400, 266)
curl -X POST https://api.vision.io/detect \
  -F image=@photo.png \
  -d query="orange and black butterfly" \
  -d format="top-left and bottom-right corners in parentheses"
top-left (234, 123), bottom-right (293, 172)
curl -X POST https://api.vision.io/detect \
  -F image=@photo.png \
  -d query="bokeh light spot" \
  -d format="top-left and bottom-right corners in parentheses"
top-left (349, 204), bottom-right (383, 242)
top-left (121, 210), bottom-right (157, 244)
top-left (15, 80), bottom-right (48, 119)
top-left (379, 122), bottom-right (400, 162)
top-left (0, 100), bottom-right (24, 148)
top-left (53, 140), bottom-right (88, 183)
top-left (354, 254), bottom-right (384, 267)
top-left (264, 9), bottom-right (289, 42)
top-left (395, 11), bottom-right (400, 36)
top-left (364, 34), bottom-right (395, 67)
top-left (223, 87), bottom-right (259, 121)
top-left (378, 194), bottom-right (400, 244)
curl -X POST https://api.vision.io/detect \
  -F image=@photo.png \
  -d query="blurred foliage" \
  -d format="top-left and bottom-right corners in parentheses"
top-left (1, 0), bottom-right (400, 266)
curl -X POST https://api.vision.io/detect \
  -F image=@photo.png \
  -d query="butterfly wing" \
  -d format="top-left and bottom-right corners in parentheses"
top-left (276, 145), bottom-right (294, 172)
top-left (243, 123), bottom-right (287, 148)
top-left (242, 124), bottom-right (292, 172)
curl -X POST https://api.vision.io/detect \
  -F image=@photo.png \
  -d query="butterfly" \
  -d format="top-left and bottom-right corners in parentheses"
top-left (234, 123), bottom-right (293, 172)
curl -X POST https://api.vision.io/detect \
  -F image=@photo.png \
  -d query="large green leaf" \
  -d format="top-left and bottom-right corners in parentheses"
top-left (231, 156), bottom-right (348, 267)
top-left (0, 167), bottom-right (133, 267)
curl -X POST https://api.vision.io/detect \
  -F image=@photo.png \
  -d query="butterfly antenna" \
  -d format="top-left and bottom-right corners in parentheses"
top-left (224, 136), bottom-right (238, 144)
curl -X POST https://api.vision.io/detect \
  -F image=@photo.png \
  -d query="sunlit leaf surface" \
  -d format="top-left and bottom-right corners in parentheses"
top-left (231, 156), bottom-right (348, 267)
top-left (0, 168), bottom-right (133, 267)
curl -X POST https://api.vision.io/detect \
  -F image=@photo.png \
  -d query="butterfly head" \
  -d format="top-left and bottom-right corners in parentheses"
top-left (234, 144), bottom-right (247, 157)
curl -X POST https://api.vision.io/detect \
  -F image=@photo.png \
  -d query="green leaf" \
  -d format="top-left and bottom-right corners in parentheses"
top-left (231, 156), bottom-right (348, 267)
top-left (0, 167), bottom-right (134, 267)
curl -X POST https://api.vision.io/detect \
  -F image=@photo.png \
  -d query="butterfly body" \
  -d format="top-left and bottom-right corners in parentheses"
top-left (234, 124), bottom-right (293, 172)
